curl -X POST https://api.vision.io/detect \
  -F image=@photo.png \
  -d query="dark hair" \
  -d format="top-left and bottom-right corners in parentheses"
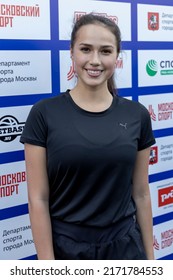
top-left (71, 13), bottom-right (121, 95)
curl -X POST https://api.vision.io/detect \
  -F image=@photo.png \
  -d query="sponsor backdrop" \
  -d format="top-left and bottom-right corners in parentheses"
top-left (0, 0), bottom-right (173, 260)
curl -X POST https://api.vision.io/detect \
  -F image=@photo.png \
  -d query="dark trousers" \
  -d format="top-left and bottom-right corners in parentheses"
top-left (51, 217), bottom-right (147, 260)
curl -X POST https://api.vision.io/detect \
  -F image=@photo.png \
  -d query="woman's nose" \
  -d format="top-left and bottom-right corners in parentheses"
top-left (89, 51), bottom-right (101, 66)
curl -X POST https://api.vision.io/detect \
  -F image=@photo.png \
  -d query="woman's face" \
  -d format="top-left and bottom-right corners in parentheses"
top-left (71, 23), bottom-right (118, 89)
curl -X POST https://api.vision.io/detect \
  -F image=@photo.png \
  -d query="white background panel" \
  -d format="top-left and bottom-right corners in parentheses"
top-left (0, 214), bottom-right (35, 260)
top-left (0, 0), bottom-right (50, 40)
top-left (0, 51), bottom-right (52, 96)
top-left (58, 0), bottom-right (131, 41)
top-left (138, 4), bottom-right (173, 41)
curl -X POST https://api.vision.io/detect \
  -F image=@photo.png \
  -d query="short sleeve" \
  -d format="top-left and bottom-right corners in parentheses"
top-left (138, 103), bottom-right (156, 151)
top-left (20, 101), bottom-right (47, 147)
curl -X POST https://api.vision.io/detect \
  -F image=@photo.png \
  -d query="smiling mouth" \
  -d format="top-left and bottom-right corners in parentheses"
top-left (86, 69), bottom-right (103, 77)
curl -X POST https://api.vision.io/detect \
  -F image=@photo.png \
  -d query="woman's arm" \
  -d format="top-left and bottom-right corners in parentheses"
top-left (24, 143), bottom-right (55, 260)
top-left (132, 147), bottom-right (154, 260)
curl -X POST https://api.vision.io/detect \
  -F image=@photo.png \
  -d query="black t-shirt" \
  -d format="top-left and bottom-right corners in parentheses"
top-left (20, 90), bottom-right (155, 227)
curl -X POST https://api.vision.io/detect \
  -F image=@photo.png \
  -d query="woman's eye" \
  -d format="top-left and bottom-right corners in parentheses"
top-left (81, 47), bottom-right (90, 52)
top-left (102, 49), bottom-right (111, 54)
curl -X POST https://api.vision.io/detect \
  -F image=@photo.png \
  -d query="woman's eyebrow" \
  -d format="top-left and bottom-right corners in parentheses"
top-left (79, 43), bottom-right (114, 48)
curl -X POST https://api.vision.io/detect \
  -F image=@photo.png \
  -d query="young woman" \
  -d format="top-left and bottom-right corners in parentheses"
top-left (20, 14), bottom-right (155, 260)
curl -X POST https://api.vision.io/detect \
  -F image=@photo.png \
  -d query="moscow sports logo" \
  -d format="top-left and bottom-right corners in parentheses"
top-left (146, 60), bottom-right (158, 76)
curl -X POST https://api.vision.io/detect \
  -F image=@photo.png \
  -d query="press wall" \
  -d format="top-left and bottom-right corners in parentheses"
top-left (0, 0), bottom-right (173, 260)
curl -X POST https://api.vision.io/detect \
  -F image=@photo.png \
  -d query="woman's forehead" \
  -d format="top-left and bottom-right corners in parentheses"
top-left (75, 24), bottom-right (117, 45)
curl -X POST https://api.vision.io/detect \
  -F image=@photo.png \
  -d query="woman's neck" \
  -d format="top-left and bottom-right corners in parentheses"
top-left (69, 85), bottom-right (113, 112)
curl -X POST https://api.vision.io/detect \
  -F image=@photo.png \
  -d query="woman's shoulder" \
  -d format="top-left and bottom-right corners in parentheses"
top-left (116, 95), bottom-right (149, 114)
top-left (31, 91), bottom-right (68, 112)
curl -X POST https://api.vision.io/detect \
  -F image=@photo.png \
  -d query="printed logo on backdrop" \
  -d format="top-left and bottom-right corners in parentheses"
top-left (74, 11), bottom-right (118, 25)
top-left (138, 50), bottom-right (173, 87)
top-left (67, 61), bottom-right (77, 81)
top-left (149, 146), bottom-right (158, 165)
top-left (153, 235), bottom-right (160, 251)
top-left (154, 229), bottom-right (173, 256)
top-left (148, 136), bottom-right (173, 175)
top-left (0, 115), bottom-right (25, 143)
top-left (148, 12), bottom-right (159, 31)
top-left (0, 0), bottom-right (50, 40)
top-left (158, 186), bottom-right (173, 207)
top-left (159, 229), bottom-right (173, 251)
top-left (148, 103), bottom-right (172, 123)
top-left (148, 105), bottom-right (156, 121)
top-left (139, 93), bottom-right (173, 130)
top-left (0, 105), bottom-right (31, 153)
top-left (0, 161), bottom-right (27, 209)
top-left (146, 60), bottom-right (158, 77)
top-left (149, 179), bottom-right (173, 218)
top-left (148, 10), bottom-right (173, 32)
top-left (138, 4), bottom-right (173, 41)
top-left (0, 3), bottom-right (40, 28)
top-left (153, 221), bottom-right (173, 259)
top-left (146, 59), bottom-right (173, 77)
top-left (115, 53), bottom-right (123, 69)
